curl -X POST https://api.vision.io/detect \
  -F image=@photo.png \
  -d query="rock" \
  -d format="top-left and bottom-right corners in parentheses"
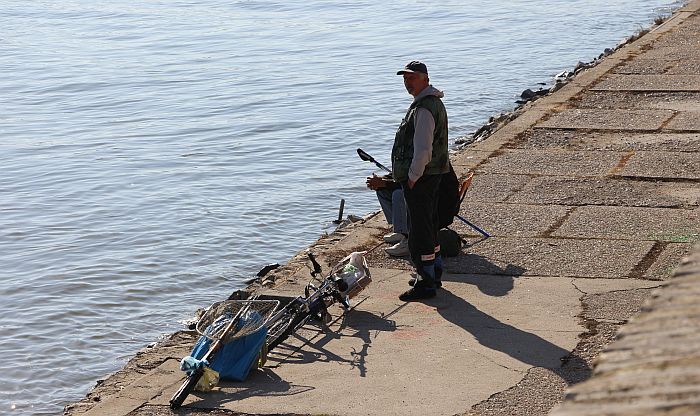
top-left (521, 88), bottom-right (537, 100)
top-left (454, 135), bottom-right (476, 146)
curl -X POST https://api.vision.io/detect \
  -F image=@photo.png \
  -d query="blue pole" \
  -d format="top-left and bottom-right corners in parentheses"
top-left (455, 214), bottom-right (491, 238)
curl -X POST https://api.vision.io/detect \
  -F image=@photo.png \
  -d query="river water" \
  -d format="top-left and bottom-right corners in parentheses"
top-left (0, 1), bottom-right (683, 414)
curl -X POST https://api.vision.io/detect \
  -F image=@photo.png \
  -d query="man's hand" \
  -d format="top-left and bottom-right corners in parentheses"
top-left (408, 178), bottom-right (416, 190)
top-left (366, 174), bottom-right (387, 191)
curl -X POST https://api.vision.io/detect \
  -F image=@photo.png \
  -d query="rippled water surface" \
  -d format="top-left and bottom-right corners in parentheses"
top-left (0, 0), bottom-right (683, 413)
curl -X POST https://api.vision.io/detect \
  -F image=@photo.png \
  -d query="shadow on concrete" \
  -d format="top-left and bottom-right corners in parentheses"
top-left (266, 309), bottom-right (397, 378)
top-left (425, 288), bottom-right (590, 375)
top-left (182, 310), bottom-right (397, 406)
top-left (186, 368), bottom-right (314, 408)
top-left (444, 252), bottom-right (527, 296)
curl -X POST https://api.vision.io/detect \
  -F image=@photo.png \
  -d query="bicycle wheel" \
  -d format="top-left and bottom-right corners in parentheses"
top-left (266, 305), bottom-right (312, 351)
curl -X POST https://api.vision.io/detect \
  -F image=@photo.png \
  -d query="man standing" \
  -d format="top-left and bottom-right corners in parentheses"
top-left (392, 61), bottom-right (450, 301)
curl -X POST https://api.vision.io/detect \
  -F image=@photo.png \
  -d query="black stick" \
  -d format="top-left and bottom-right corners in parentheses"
top-left (357, 148), bottom-right (391, 173)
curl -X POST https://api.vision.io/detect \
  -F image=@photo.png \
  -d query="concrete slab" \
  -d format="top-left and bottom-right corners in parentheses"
top-left (551, 206), bottom-right (700, 241)
top-left (79, 359), bottom-right (183, 416)
top-left (329, 225), bottom-right (382, 253)
top-left (507, 177), bottom-right (698, 208)
top-left (666, 111), bottom-right (700, 131)
top-left (665, 58), bottom-right (700, 75)
top-left (445, 238), bottom-right (655, 278)
top-left (512, 129), bottom-right (700, 152)
top-left (576, 91), bottom-right (700, 112)
top-left (536, 109), bottom-right (675, 130)
top-left (453, 202), bottom-right (570, 238)
top-left (651, 100), bottom-right (700, 112)
top-left (617, 151), bottom-right (700, 180)
top-left (451, 150), bottom-right (493, 174)
top-left (121, 359), bottom-right (183, 401)
top-left (151, 269), bottom-right (587, 416)
top-left (468, 109), bottom-right (550, 153)
top-left (592, 74), bottom-right (700, 91)
top-left (612, 59), bottom-right (675, 75)
top-left (462, 174), bottom-right (534, 203)
top-left (80, 397), bottom-right (146, 416)
top-left (636, 47), bottom-right (700, 61)
top-left (477, 149), bottom-right (624, 177)
top-left (567, 58), bottom-right (629, 90)
top-left (582, 288), bottom-right (656, 323)
top-left (551, 247), bottom-right (700, 416)
top-left (604, 132), bottom-right (700, 151)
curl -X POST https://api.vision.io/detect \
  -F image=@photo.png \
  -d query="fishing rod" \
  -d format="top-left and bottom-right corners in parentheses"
top-left (170, 295), bottom-right (259, 409)
top-left (357, 148), bottom-right (391, 173)
top-left (357, 148), bottom-right (491, 238)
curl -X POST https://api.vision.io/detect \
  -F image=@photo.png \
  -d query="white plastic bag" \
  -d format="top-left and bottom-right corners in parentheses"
top-left (335, 252), bottom-right (371, 298)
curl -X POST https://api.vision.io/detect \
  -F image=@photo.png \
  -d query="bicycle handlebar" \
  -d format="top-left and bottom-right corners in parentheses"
top-left (306, 252), bottom-right (350, 308)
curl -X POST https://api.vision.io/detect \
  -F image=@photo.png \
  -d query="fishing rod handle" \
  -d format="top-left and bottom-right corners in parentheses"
top-left (170, 367), bottom-right (204, 409)
top-left (307, 252), bottom-right (323, 276)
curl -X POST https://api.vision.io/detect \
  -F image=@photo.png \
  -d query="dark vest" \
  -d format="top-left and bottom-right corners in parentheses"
top-left (391, 93), bottom-right (449, 182)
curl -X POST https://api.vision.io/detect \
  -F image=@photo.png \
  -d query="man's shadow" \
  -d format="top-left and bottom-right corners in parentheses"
top-left (424, 286), bottom-right (591, 382)
top-left (435, 249), bottom-right (591, 382)
top-left (443, 250), bottom-right (526, 297)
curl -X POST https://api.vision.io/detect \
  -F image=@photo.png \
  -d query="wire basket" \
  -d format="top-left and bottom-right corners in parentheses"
top-left (196, 299), bottom-right (279, 344)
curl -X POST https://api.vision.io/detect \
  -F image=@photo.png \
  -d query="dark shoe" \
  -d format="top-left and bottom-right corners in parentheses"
top-left (408, 277), bottom-right (441, 288)
top-left (399, 286), bottom-right (437, 302)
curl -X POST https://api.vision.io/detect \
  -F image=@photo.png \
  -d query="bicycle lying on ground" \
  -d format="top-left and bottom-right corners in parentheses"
top-left (170, 251), bottom-right (371, 409)
top-left (266, 251), bottom-right (370, 350)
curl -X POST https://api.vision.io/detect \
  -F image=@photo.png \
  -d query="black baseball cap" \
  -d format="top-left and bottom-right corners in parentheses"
top-left (397, 61), bottom-right (428, 75)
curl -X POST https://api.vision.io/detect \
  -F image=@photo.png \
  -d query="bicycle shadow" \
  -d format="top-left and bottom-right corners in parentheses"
top-left (424, 288), bottom-right (590, 376)
top-left (186, 310), bottom-right (399, 406)
top-left (265, 308), bottom-right (398, 378)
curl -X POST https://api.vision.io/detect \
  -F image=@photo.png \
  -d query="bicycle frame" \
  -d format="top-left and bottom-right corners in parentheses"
top-left (265, 265), bottom-right (349, 351)
top-left (170, 252), bottom-right (370, 409)
top-left (264, 252), bottom-right (373, 351)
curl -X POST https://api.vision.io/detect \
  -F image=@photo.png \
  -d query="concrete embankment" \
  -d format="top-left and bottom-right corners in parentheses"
top-left (551, 245), bottom-right (700, 415)
top-left (65, 1), bottom-right (700, 415)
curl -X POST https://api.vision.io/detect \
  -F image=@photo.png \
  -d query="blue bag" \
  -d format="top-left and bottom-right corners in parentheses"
top-left (190, 323), bottom-right (268, 382)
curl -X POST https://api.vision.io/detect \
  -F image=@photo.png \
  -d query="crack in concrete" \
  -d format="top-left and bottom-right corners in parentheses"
top-left (629, 241), bottom-right (669, 279)
top-left (539, 206), bottom-right (578, 237)
top-left (570, 277), bottom-right (663, 296)
top-left (570, 279), bottom-right (587, 296)
top-left (606, 150), bottom-right (636, 176)
top-left (468, 348), bottom-right (528, 375)
top-left (615, 175), bottom-right (700, 184)
top-left (659, 110), bottom-right (681, 130)
top-left (502, 174), bottom-right (539, 203)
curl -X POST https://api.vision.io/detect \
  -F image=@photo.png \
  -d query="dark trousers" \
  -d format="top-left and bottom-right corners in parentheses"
top-left (401, 174), bottom-right (442, 275)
